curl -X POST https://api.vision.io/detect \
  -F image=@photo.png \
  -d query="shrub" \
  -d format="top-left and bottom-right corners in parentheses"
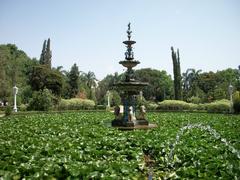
top-left (188, 96), bottom-right (202, 104)
top-left (19, 104), bottom-right (27, 111)
top-left (28, 89), bottom-right (54, 111)
top-left (205, 99), bottom-right (230, 113)
top-left (145, 101), bottom-right (158, 110)
top-left (157, 100), bottom-right (197, 111)
top-left (58, 98), bottom-right (95, 110)
top-left (233, 91), bottom-right (240, 114)
top-left (5, 106), bottom-right (12, 116)
top-left (109, 90), bottom-right (121, 106)
top-left (95, 105), bottom-right (106, 110)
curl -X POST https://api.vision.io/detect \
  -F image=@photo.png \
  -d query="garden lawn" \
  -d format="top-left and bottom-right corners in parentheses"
top-left (0, 112), bottom-right (240, 179)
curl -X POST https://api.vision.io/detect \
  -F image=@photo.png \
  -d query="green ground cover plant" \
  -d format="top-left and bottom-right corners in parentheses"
top-left (0, 112), bottom-right (239, 179)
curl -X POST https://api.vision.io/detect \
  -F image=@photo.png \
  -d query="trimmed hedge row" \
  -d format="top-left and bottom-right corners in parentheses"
top-left (156, 99), bottom-right (230, 113)
top-left (205, 99), bottom-right (230, 113)
top-left (158, 100), bottom-right (198, 111)
top-left (1, 99), bottom-right (232, 114)
top-left (57, 98), bottom-right (96, 110)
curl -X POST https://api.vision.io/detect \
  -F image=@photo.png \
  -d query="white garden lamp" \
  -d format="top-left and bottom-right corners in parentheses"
top-left (13, 86), bottom-right (18, 112)
top-left (139, 91), bottom-right (143, 101)
top-left (106, 90), bottom-right (110, 108)
top-left (228, 84), bottom-right (233, 113)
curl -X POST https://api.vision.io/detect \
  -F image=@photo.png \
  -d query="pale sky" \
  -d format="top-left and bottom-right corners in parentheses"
top-left (0, 0), bottom-right (239, 80)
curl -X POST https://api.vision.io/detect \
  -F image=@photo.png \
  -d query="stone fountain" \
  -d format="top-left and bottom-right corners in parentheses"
top-left (112, 23), bottom-right (157, 129)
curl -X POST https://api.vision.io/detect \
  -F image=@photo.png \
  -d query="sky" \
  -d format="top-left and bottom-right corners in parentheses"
top-left (0, 0), bottom-right (239, 80)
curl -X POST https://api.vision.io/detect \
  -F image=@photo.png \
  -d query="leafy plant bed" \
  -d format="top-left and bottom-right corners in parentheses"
top-left (0, 112), bottom-right (239, 179)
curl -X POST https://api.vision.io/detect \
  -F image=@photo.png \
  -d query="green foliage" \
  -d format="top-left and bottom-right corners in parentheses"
top-left (197, 69), bottom-right (239, 102)
top-left (213, 87), bottom-right (226, 100)
top-left (0, 112), bottom-right (239, 179)
top-left (0, 44), bottom-right (37, 103)
top-left (19, 104), bottom-right (27, 111)
top-left (95, 105), bottom-right (106, 110)
top-left (39, 40), bottom-right (46, 65)
top-left (4, 106), bottom-right (12, 116)
top-left (187, 96), bottom-right (202, 104)
top-left (29, 65), bottom-right (63, 96)
top-left (58, 98), bottom-right (95, 110)
top-left (145, 101), bottom-right (158, 110)
top-left (96, 72), bottom-right (121, 104)
top-left (157, 99), bottom-right (231, 113)
top-left (171, 47), bottom-right (182, 100)
top-left (39, 38), bottom-right (51, 68)
top-left (158, 100), bottom-right (197, 111)
top-left (205, 99), bottom-right (230, 113)
top-left (109, 90), bottom-right (121, 106)
top-left (135, 68), bottom-right (173, 101)
top-left (20, 85), bottom-right (33, 104)
top-left (233, 91), bottom-right (240, 114)
top-left (28, 89), bottom-right (54, 111)
top-left (83, 71), bottom-right (97, 89)
top-left (182, 69), bottom-right (202, 100)
top-left (68, 63), bottom-right (80, 98)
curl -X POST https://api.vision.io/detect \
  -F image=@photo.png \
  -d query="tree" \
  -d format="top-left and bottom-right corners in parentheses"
top-left (0, 44), bottom-right (37, 105)
top-left (135, 68), bottom-right (173, 101)
top-left (111, 90), bottom-right (121, 106)
top-left (29, 65), bottom-right (63, 96)
top-left (96, 74), bottom-right (117, 104)
top-left (0, 49), bottom-right (10, 105)
top-left (83, 71), bottom-right (97, 89)
top-left (39, 38), bottom-right (52, 68)
top-left (171, 47), bottom-right (182, 100)
top-left (182, 68), bottom-right (202, 100)
top-left (45, 38), bottom-right (52, 68)
top-left (198, 71), bottom-right (218, 102)
top-left (81, 71), bottom-right (98, 101)
top-left (39, 40), bottom-right (46, 65)
top-left (68, 63), bottom-right (80, 98)
top-left (28, 88), bottom-right (54, 111)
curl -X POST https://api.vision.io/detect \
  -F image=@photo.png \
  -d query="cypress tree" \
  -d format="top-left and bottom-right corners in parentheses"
top-left (39, 38), bottom-right (51, 68)
top-left (171, 46), bottom-right (182, 100)
top-left (45, 38), bottom-right (52, 68)
top-left (39, 40), bottom-right (46, 65)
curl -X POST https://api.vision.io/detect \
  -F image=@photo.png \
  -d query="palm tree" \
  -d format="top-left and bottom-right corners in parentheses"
top-left (182, 68), bottom-right (202, 98)
top-left (83, 71), bottom-right (98, 89)
top-left (53, 66), bottom-right (68, 76)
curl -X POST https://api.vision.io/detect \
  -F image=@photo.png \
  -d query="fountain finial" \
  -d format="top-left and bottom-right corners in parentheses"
top-left (127, 22), bottom-right (132, 40)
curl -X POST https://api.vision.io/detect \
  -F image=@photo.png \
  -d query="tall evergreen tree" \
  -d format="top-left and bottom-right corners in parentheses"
top-left (45, 38), bottom-right (52, 68)
top-left (68, 63), bottom-right (80, 98)
top-left (171, 46), bottom-right (182, 100)
top-left (39, 40), bottom-right (46, 65)
top-left (39, 38), bottom-right (51, 68)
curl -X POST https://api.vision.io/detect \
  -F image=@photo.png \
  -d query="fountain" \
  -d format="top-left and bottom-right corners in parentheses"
top-left (111, 23), bottom-right (157, 130)
top-left (168, 123), bottom-right (240, 165)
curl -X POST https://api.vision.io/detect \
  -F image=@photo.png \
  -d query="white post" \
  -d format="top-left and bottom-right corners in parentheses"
top-left (107, 90), bottom-right (110, 108)
top-left (139, 91), bottom-right (143, 101)
top-left (228, 84), bottom-right (233, 113)
top-left (13, 86), bottom-right (18, 112)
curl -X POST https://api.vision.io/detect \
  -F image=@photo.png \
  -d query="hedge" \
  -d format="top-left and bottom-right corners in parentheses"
top-left (205, 99), bottom-right (230, 113)
top-left (58, 98), bottom-right (95, 110)
top-left (156, 99), bottom-right (230, 113)
top-left (157, 100), bottom-right (198, 111)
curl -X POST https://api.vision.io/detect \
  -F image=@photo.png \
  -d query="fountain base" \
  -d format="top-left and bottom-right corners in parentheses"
top-left (112, 119), bottom-right (157, 130)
